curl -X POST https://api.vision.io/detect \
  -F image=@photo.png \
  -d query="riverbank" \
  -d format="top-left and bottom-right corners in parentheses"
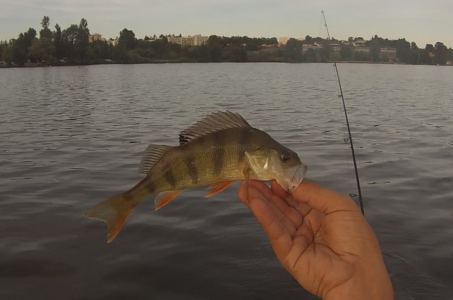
top-left (1, 59), bottom-right (451, 69)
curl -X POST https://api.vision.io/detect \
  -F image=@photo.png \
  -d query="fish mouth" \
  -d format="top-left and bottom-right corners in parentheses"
top-left (288, 164), bottom-right (308, 193)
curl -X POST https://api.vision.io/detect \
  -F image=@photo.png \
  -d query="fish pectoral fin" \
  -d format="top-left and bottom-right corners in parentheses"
top-left (85, 193), bottom-right (136, 243)
top-left (155, 190), bottom-right (181, 210)
top-left (205, 181), bottom-right (235, 197)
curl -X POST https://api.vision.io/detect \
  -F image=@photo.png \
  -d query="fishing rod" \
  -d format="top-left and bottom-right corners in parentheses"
top-left (321, 10), bottom-right (365, 216)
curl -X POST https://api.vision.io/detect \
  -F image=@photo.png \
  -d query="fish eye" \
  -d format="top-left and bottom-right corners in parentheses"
top-left (280, 153), bottom-right (291, 163)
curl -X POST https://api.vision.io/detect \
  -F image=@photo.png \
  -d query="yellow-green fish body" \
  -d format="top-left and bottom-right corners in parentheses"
top-left (86, 111), bottom-right (307, 242)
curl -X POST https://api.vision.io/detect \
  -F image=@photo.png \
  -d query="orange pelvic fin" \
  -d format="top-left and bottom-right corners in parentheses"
top-left (205, 181), bottom-right (235, 197)
top-left (155, 190), bottom-right (181, 210)
top-left (85, 193), bottom-right (136, 243)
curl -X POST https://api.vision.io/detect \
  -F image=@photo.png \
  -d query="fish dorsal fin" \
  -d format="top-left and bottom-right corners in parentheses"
top-left (138, 144), bottom-right (172, 175)
top-left (179, 111), bottom-right (251, 145)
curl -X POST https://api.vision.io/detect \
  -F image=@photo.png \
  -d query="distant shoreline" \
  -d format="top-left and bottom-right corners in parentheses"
top-left (2, 60), bottom-right (450, 69)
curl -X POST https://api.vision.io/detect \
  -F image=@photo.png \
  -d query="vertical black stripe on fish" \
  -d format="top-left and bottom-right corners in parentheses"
top-left (146, 181), bottom-right (156, 194)
top-left (237, 128), bottom-right (251, 162)
top-left (164, 168), bottom-right (177, 189)
top-left (184, 154), bottom-right (198, 184)
top-left (212, 130), bottom-right (226, 177)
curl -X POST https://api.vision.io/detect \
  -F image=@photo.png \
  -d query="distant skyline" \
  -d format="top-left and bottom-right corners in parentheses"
top-left (1, 0), bottom-right (452, 48)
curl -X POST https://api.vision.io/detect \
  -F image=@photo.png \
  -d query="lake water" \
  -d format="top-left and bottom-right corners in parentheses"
top-left (0, 63), bottom-right (452, 300)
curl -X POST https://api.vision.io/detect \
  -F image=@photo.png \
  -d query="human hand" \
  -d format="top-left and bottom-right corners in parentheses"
top-left (238, 180), bottom-right (394, 300)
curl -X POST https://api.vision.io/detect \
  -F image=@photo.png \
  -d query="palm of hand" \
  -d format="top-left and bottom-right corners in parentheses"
top-left (238, 180), bottom-right (377, 299)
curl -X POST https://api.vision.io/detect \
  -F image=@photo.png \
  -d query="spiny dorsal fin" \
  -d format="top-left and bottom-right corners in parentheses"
top-left (179, 111), bottom-right (251, 145)
top-left (138, 144), bottom-right (172, 175)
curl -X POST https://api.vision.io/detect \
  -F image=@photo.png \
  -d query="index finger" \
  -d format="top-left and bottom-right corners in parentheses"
top-left (291, 181), bottom-right (360, 214)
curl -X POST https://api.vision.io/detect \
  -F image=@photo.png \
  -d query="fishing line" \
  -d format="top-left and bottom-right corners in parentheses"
top-left (321, 11), bottom-right (365, 216)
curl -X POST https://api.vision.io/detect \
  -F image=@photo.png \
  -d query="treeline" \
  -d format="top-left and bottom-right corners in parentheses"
top-left (0, 16), bottom-right (280, 66)
top-left (1, 16), bottom-right (452, 66)
top-left (112, 30), bottom-right (280, 63)
top-left (0, 17), bottom-right (93, 66)
top-left (286, 35), bottom-right (452, 65)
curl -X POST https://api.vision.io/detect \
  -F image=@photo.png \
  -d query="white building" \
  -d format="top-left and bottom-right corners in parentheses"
top-left (167, 36), bottom-right (183, 44)
top-left (279, 37), bottom-right (291, 45)
top-left (167, 34), bottom-right (208, 46)
top-left (193, 34), bottom-right (209, 46)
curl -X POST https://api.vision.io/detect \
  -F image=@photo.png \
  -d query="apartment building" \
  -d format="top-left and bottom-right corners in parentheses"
top-left (167, 34), bottom-right (209, 46)
top-left (89, 33), bottom-right (103, 42)
top-left (279, 37), bottom-right (291, 45)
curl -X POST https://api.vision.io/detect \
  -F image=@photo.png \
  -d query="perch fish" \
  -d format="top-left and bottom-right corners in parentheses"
top-left (86, 111), bottom-right (308, 242)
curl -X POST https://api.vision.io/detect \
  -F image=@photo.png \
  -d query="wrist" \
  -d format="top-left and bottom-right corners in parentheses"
top-left (324, 257), bottom-right (394, 300)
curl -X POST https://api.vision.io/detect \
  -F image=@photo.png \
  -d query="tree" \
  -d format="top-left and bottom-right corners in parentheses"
top-left (229, 46), bottom-right (247, 62)
top-left (0, 41), bottom-right (4, 61)
top-left (448, 48), bottom-right (453, 63)
top-left (76, 18), bottom-right (90, 64)
top-left (118, 28), bottom-right (137, 50)
top-left (62, 24), bottom-right (79, 62)
top-left (353, 50), bottom-right (368, 61)
top-left (32, 16), bottom-right (55, 63)
top-left (41, 16), bottom-right (50, 29)
top-left (40, 16), bottom-right (52, 39)
top-left (434, 42), bottom-right (448, 65)
top-left (54, 24), bottom-right (64, 60)
top-left (425, 44), bottom-right (434, 52)
top-left (396, 39), bottom-right (410, 63)
top-left (10, 28), bottom-right (37, 65)
top-left (408, 50), bottom-right (419, 65)
top-left (208, 35), bottom-right (220, 47)
top-left (320, 42), bottom-right (332, 61)
top-left (210, 44), bottom-right (222, 62)
top-left (285, 38), bottom-right (303, 62)
top-left (340, 44), bottom-right (353, 61)
top-left (197, 44), bottom-right (211, 62)
top-left (29, 38), bottom-right (45, 62)
top-left (246, 43), bottom-right (259, 51)
top-left (2, 42), bottom-right (13, 65)
top-left (419, 49), bottom-right (432, 65)
top-left (370, 39), bottom-right (381, 62)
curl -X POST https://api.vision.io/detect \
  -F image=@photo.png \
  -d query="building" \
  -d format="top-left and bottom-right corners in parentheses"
top-left (106, 39), bottom-right (117, 46)
top-left (193, 34), bottom-right (209, 46)
top-left (89, 33), bottom-right (103, 42)
top-left (355, 47), bottom-right (370, 52)
top-left (167, 34), bottom-right (208, 46)
top-left (167, 36), bottom-right (183, 44)
top-left (354, 40), bottom-right (367, 47)
top-left (302, 43), bottom-right (322, 52)
top-left (279, 37), bottom-right (291, 45)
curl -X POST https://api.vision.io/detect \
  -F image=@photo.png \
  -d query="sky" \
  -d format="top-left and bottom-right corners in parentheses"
top-left (0, 0), bottom-right (452, 48)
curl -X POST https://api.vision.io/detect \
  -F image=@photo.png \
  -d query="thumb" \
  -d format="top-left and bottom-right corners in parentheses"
top-left (291, 181), bottom-right (360, 215)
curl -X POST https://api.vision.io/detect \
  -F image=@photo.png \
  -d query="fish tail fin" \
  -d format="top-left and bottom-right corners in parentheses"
top-left (85, 193), bottom-right (136, 243)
